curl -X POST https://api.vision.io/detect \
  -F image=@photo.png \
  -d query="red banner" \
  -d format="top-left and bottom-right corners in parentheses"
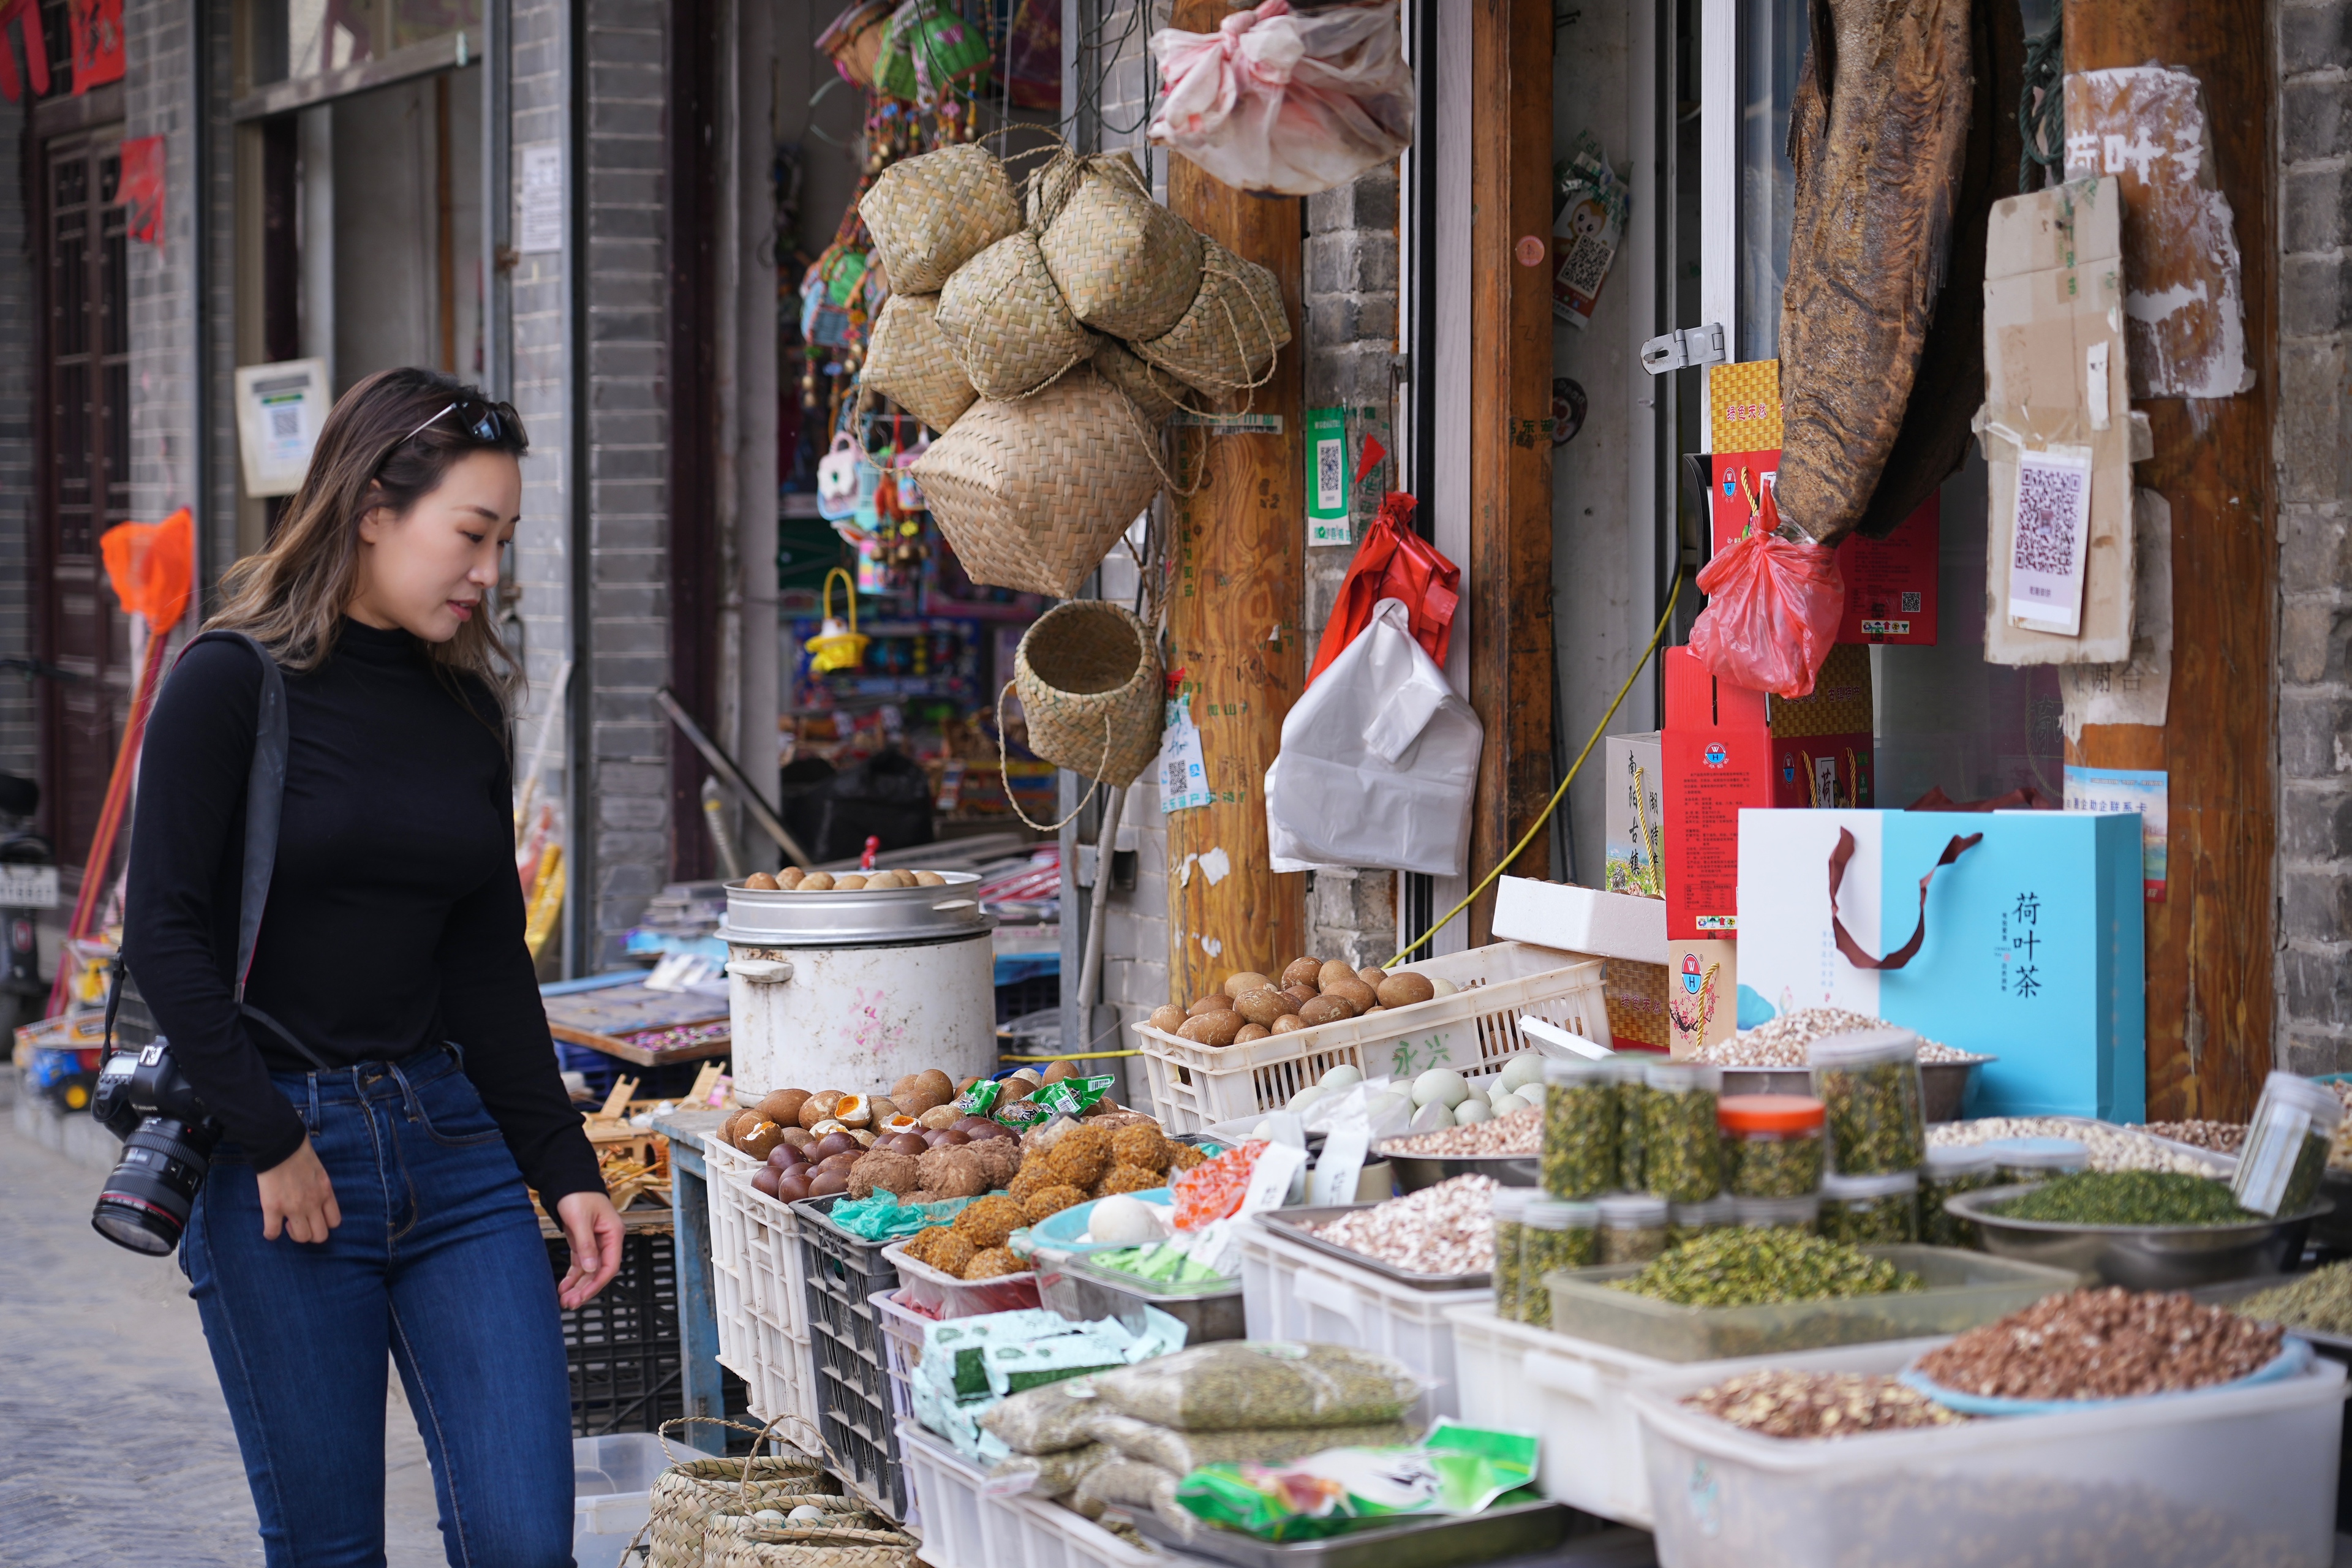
top-left (70, 0), bottom-right (124, 94)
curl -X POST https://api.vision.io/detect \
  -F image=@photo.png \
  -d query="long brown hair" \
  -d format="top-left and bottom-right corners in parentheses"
top-left (207, 367), bottom-right (530, 714)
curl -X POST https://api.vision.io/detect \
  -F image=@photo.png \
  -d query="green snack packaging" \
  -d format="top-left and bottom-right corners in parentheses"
top-left (1174, 1422), bottom-right (1540, 1541)
top-left (1031, 1073), bottom-right (1118, 1118)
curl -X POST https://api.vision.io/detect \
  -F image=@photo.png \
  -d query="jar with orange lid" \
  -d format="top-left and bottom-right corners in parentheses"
top-left (1719, 1093), bottom-right (1827, 1199)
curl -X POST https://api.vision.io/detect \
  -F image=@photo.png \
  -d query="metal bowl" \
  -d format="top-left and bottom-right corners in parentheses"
top-left (717, 871), bottom-right (991, 946)
top-left (1374, 1145), bottom-right (1540, 1193)
top-left (1715, 1057), bottom-right (1992, 1123)
top-left (1945, 1183), bottom-right (2332, 1289)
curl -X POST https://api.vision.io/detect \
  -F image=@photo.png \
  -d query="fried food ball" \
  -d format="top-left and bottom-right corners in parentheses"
top-left (966, 1135), bottom-right (1024, 1191)
top-left (1165, 1143), bottom-right (1208, 1172)
top-left (1047, 1137), bottom-right (1112, 1191)
top-left (1006, 1164), bottom-right (1054, 1205)
top-left (846, 1149), bottom-right (921, 1200)
top-left (903, 1224), bottom-right (959, 1265)
top-left (1096, 1164), bottom-right (1163, 1196)
top-left (924, 1232), bottom-right (978, 1276)
top-left (918, 1144), bottom-right (989, 1199)
top-left (1110, 1125), bottom-right (1172, 1173)
top-left (1022, 1184), bottom-right (1088, 1222)
top-left (952, 1193), bottom-right (1030, 1250)
top-left (962, 1246), bottom-right (1026, 1280)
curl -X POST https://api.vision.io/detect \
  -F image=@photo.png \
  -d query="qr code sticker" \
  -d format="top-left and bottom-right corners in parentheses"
top-left (268, 404), bottom-right (302, 441)
top-left (1557, 235), bottom-right (1611, 300)
top-left (1316, 439), bottom-right (1342, 511)
top-left (2014, 461), bottom-right (2088, 573)
top-left (1901, 590), bottom-right (1921, 613)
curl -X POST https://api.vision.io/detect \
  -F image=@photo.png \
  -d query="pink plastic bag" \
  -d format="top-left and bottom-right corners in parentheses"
top-left (1687, 529), bottom-right (1845, 699)
top-left (1148, 1), bottom-right (1412, 197)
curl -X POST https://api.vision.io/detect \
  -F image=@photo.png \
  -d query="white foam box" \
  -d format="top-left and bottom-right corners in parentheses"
top-left (1491, 876), bottom-right (1667, 965)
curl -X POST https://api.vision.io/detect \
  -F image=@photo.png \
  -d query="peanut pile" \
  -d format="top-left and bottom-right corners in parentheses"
top-left (1929, 1116), bottom-right (2230, 1176)
top-left (1684, 1371), bottom-right (1970, 1439)
top-left (1915, 1287), bottom-right (2283, 1401)
top-left (1305, 1174), bottom-right (1498, 1276)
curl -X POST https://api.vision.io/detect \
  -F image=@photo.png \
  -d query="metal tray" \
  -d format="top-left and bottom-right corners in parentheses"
top-left (1125, 1498), bottom-right (1575, 1568)
top-left (1035, 1253), bottom-right (1245, 1343)
top-left (1948, 1184), bottom-right (2331, 1289)
top-left (1373, 1147), bottom-right (1540, 1194)
top-left (1715, 1057), bottom-right (1991, 1122)
top-left (718, 872), bottom-right (992, 947)
top-left (1254, 1205), bottom-right (1491, 1291)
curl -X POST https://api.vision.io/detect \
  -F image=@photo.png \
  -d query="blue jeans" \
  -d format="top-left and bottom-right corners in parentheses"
top-left (182, 1044), bottom-right (576, 1567)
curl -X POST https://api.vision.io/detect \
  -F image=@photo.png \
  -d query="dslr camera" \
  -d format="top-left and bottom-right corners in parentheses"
top-left (91, 1037), bottom-right (222, 1256)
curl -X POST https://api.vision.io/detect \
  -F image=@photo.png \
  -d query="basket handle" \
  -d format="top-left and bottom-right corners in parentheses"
top-left (994, 679), bottom-right (1113, 832)
top-left (821, 566), bottom-right (858, 635)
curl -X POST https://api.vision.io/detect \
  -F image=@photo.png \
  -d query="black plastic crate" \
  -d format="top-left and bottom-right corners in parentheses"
top-left (546, 1226), bottom-right (752, 1439)
top-left (994, 973), bottom-right (1060, 1025)
top-left (792, 1196), bottom-right (910, 1518)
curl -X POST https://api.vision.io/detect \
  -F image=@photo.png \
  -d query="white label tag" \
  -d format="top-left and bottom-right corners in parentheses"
top-left (1158, 695), bottom-right (1212, 814)
top-left (1308, 1125), bottom-right (1372, 1207)
top-left (0, 864), bottom-right (59, 908)
top-left (2008, 445), bottom-right (2096, 634)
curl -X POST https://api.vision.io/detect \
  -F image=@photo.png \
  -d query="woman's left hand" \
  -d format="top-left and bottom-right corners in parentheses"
top-left (552, 1189), bottom-right (625, 1308)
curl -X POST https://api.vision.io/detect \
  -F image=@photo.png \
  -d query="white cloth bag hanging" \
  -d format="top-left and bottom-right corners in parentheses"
top-left (1265, 597), bottom-right (1482, 876)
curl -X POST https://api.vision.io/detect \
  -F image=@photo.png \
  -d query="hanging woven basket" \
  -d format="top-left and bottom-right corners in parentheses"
top-left (704, 1515), bottom-right (921, 1568)
top-left (1093, 340), bottom-right (1184, 425)
top-left (911, 367), bottom-right (1157, 600)
top-left (860, 142), bottom-right (1023, 295)
top-left (1030, 149), bottom-right (1204, 342)
top-left (1016, 600), bottom-right (1164, 787)
top-left (1133, 237), bottom-right (1291, 396)
top-left (861, 292), bottom-right (977, 433)
top-left (641, 1417), bottom-right (834, 1568)
top-left (935, 230), bottom-right (1099, 399)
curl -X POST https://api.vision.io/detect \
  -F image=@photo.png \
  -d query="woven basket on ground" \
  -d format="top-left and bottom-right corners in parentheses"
top-left (1030, 150), bottom-right (1204, 342)
top-left (705, 1516), bottom-right (921, 1568)
top-left (1092, 339), bottom-right (1183, 424)
top-left (1134, 237), bottom-right (1292, 396)
top-left (1016, 600), bottom-right (1164, 786)
top-left (641, 1418), bottom-right (834, 1568)
top-left (936, 231), bottom-right (1098, 399)
top-left (911, 367), bottom-right (1157, 600)
top-left (861, 293), bottom-right (976, 433)
top-left (860, 143), bottom-right (1022, 295)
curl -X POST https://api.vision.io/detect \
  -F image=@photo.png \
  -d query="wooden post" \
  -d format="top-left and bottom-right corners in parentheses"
top-left (1464, 0), bottom-right (1558, 944)
top-left (2063, 0), bottom-right (2276, 1118)
top-left (1163, 0), bottom-right (1309, 1000)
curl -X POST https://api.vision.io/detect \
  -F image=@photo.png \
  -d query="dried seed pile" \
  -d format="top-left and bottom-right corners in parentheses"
top-left (1930, 1116), bottom-right (2230, 1176)
top-left (1815, 1054), bottom-right (1925, 1175)
top-left (2135, 1119), bottom-right (2247, 1155)
top-left (1089, 1341), bottom-right (1423, 1430)
top-left (2235, 1259), bottom-right (2352, 1337)
top-left (1915, 1287), bottom-right (2285, 1401)
top-left (1684, 1371), bottom-right (1970, 1439)
top-left (1987, 1170), bottom-right (2256, 1227)
top-left (1644, 1081), bottom-right (1722, 1202)
top-left (1380, 1106), bottom-right (1540, 1156)
top-left (1689, 1008), bottom-right (1978, 1068)
top-left (1305, 1173), bottom-right (1497, 1276)
top-left (1605, 1227), bottom-right (1920, 1309)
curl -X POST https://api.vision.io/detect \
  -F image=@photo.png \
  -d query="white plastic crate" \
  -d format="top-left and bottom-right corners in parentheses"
top-left (1235, 1218), bottom-right (1488, 1425)
top-left (703, 1134), bottom-right (820, 1433)
top-left (1132, 941), bottom-right (1607, 1134)
top-left (897, 1420), bottom-right (1162, 1568)
top-left (1629, 1341), bottom-right (2347, 1568)
top-left (872, 1287), bottom-right (934, 1431)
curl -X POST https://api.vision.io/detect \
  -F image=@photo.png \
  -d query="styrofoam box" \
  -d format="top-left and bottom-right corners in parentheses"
top-left (1490, 876), bottom-right (1668, 965)
top-left (1630, 1342), bottom-right (2348, 1568)
top-left (1134, 941), bottom-right (1608, 1135)
top-left (897, 1420), bottom-right (1164, 1568)
top-left (704, 1135), bottom-right (820, 1433)
top-left (1237, 1219), bottom-right (1487, 1425)
top-left (1449, 1306), bottom-right (1953, 1529)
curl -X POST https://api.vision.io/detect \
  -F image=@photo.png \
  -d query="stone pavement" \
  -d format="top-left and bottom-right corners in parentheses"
top-left (0, 1106), bottom-right (447, 1567)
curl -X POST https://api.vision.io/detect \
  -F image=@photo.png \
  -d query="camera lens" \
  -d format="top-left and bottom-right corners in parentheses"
top-left (91, 1119), bottom-right (217, 1256)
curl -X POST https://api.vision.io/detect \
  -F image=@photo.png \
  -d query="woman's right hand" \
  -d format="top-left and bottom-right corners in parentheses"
top-left (257, 1136), bottom-right (342, 1243)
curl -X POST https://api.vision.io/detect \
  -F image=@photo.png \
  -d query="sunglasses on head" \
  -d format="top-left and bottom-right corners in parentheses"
top-left (390, 397), bottom-right (523, 457)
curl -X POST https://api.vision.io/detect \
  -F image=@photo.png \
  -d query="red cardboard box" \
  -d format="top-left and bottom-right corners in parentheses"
top-left (1706, 450), bottom-right (1940, 646)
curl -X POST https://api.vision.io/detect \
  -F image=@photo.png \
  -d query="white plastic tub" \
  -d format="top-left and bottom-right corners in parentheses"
top-left (896, 1420), bottom-right (1161, 1568)
top-left (704, 1134), bottom-right (820, 1432)
top-left (571, 1432), bottom-right (673, 1563)
top-left (1630, 1341), bottom-right (2348, 1568)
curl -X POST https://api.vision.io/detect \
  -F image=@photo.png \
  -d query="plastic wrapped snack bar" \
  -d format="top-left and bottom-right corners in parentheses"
top-left (1084, 1412), bottom-right (1419, 1475)
top-left (1088, 1341), bottom-right (1427, 1431)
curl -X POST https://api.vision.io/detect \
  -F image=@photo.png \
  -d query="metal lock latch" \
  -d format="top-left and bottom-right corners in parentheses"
top-left (1640, 322), bottom-right (1728, 375)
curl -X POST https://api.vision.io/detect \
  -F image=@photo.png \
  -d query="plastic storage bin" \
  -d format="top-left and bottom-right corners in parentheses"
top-left (571, 1431), bottom-right (672, 1559)
top-left (1630, 1340), bottom-right (2349, 1568)
top-left (897, 1420), bottom-right (1163, 1568)
top-left (1236, 1215), bottom-right (1488, 1423)
top-left (1540, 1244), bottom-right (2081, 1362)
top-left (886, 1238), bottom-right (1042, 1318)
top-left (791, 1194), bottom-right (914, 1521)
top-left (870, 1287), bottom-right (935, 1431)
top-left (703, 1137), bottom-right (820, 1435)
top-left (1133, 941), bottom-right (1608, 1134)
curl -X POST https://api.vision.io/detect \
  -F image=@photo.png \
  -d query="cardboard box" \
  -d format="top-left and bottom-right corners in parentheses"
top-left (1491, 877), bottom-right (1667, 964)
top-left (1604, 731), bottom-right (1664, 897)
top-left (1665, 939), bottom-right (1738, 1058)
top-left (1604, 957), bottom-right (1671, 1052)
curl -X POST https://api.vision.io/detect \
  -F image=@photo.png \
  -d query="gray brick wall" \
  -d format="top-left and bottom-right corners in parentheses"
top-left (0, 85), bottom-right (31, 780)
top-left (124, 0), bottom-right (198, 535)
top-left (2279, 0), bottom-right (2352, 1072)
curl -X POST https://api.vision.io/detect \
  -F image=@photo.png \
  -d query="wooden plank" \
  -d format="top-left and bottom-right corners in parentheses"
top-left (1464, 0), bottom-right (1558, 944)
top-left (2064, 0), bottom-right (2275, 1120)
top-left (1163, 0), bottom-right (1308, 1000)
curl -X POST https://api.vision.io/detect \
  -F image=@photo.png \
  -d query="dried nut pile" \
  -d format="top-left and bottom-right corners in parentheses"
top-left (1605, 1227), bottom-right (1920, 1309)
top-left (1380, 1106), bottom-right (1540, 1156)
top-left (1689, 1008), bottom-right (1980, 1068)
top-left (1684, 1371), bottom-right (1970, 1439)
top-left (2135, 1119), bottom-right (2247, 1155)
top-left (2236, 1259), bottom-right (2352, 1336)
top-left (1916, 1287), bottom-right (2285, 1401)
top-left (1987, 1170), bottom-right (2256, 1227)
top-left (1305, 1173), bottom-right (1498, 1276)
top-left (1929, 1116), bottom-right (2229, 1175)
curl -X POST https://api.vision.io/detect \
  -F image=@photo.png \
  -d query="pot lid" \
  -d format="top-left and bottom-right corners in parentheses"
top-left (717, 872), bottom-right (997, 946)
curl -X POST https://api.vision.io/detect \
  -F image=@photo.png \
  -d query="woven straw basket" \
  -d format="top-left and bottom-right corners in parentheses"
top-left (861, 293), bottom-right (977, 432)
top-left (705, 1516), bottom-right (921, 1568)
top-left (641, 1417), bottom-right (834, 1568)
top-left (1016, 600), bottom-right (1164, 786)
top-left (860, 143), bottom-right (1022, 295)
top-left (1031, 151), bottom-right (1204, 342)
top-left (937, 231), bottom-right (1099, 399)
top-left (911, 367), bottom-right (1157, 600)
top-left (1093, 339), bottom-right (1182, 424)
top-left (1134, 238), bottom-right (1292, 395)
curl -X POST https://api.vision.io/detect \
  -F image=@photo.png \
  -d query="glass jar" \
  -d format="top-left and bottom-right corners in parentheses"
top-left (1490, 1186), bottom-right (1534, 1322)
top-left (1667, 1193), bottom-right (1740, 1250)
top-left (1819, 1170), bottom-right (1920, 1246)
top-left (1542, 1058), bottom-right (1618, 1198)
top-left (1981, 1136), bottom-right (2088, 1187)
top-left (1809, 1029), bottom-right (1926, 1175)
top-left (1921, 1144), bottom-right (1998, 1248)
top-left (1719, 1093), bottom-right (1827, 1197)
top-left (1643, 1062), bottom-right (1724, 1201)
top-left (2234, 1071), bottom-right (2345, 1217)
top-left (1519, 1198), bottom-right (1599, 1329)
top-left (1733, 1193), bottom-right (1820, 1235)
top-left (1607, 1055), bottom-right (1653, 1192)
top-left (1597, 1193), bottom-right (1671, 1265)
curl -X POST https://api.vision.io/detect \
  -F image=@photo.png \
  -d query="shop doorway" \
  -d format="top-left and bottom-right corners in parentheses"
top-left (32, 129), bottom-right (130, 872)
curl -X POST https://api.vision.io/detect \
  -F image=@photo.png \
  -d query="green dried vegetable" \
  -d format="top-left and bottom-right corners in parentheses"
top-left (1921, 1168), bottom-right (1997, 1248)
top-left (1600, 1219), bottom-right (1668, 1265)
top-left (1492, 1217), bottom-right (1527, 1321)
top-left (1813, 1055), bottom-right (1926, 1175)
top-left (2235, 1259), bottom-right (2352, 1336)
top-left (1988, 1170), bottom-right (2260, 1227)
top-left (1643, 1074), bottom-right (1722, 1202)
top-left (1542, 1071), bottom-right (1618, 1198)
top-left (1606, 1228), bottom-right (1922, 1309)
top-left (1519, 1219), bottom-right (1597, 1328)
top-left (1726, 1131), bottom-right (1824, 1198)
top-left (1611, 1064), bottom-right (1651, 1191)
top-left (1821, 1190), bottom-right (1918, 1246)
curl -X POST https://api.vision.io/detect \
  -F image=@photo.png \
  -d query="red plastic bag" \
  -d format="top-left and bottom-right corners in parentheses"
top-left (1687, 522), bottom-right (1844, 699)
top-left (1304, 492), bottom-right (1460, 688)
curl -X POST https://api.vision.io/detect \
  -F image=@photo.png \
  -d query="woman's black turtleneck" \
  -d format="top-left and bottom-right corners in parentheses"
top-left (124, 619), bottom-right (601, 1202)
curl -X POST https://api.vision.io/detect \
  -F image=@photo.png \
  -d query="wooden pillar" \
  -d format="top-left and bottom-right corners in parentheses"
top-left (2064, 0), bottom-right (2277, 1118)
top-left (1163, 0), bottom-right (1308, 999)
top-left (1464, 0), bottom-right (1558, 944)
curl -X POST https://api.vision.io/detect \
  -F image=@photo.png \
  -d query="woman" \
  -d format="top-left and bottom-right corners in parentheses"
top-left (127, 367), bottom-right (622, 1567)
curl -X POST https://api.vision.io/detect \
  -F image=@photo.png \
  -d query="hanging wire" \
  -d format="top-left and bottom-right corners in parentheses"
top-left (1066, 0), bottom-right (1161, 145)
top-left (2019, 15), bottom-right (2064, 192)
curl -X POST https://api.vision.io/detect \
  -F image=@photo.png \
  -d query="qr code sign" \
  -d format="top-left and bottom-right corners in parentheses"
top-left (1316, 439), bottom-right (1342, 511)
top-left (1901, 591), bottom-right (1921, 613)
top-left (2014, 460), bottom-right (2088, 574)
top-left (268, 405), bottom-right (302, 441)
top-left (1557, 235), bottom-right (1612, 300)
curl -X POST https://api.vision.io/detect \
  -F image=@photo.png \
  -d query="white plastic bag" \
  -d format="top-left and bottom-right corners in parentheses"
top-left (1148, 1), bottom-right (1412, 198)
top-left (1264, 597), bottom-right (1482, 876)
